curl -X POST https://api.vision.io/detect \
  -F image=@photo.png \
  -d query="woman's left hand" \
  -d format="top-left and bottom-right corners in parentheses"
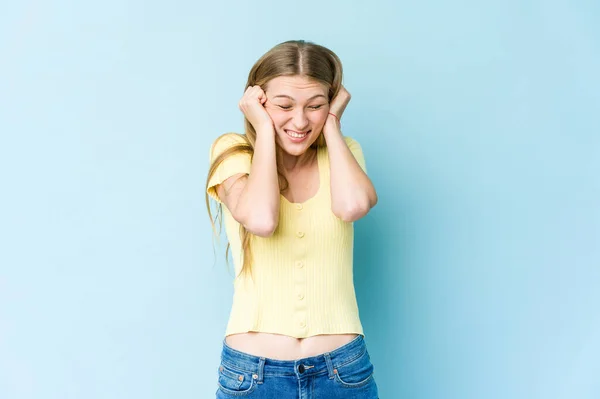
top-left (324, 85), bottom-right (351, 133)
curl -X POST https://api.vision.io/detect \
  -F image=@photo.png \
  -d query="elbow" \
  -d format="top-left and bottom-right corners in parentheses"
top-left (370, 191), bottom-right (378, 208)
top-left (334, 190), bottom-right (377, 222)
top-left (334, 199), bottom-right (372, 223)
top-left (244, 215), bottom-right (278, 237)
top-left (232, 200), bottom-right (279, 237)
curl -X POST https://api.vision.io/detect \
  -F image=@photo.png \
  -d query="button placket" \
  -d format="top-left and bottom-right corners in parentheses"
top-left (292, 211), bottom-right (308, 333)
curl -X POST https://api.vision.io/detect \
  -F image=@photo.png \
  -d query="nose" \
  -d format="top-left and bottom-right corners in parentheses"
top-left (291, 108), bottom-right (309, 131)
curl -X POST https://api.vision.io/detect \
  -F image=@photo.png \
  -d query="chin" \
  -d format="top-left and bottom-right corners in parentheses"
top-left (276, 130), bottom-right (318, 156)
top-left (278, 143), bottom-right (311, 157)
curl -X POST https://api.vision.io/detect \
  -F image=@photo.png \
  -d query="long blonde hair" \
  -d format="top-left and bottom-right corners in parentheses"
top-left (205, 40), bottom-right (344, 277)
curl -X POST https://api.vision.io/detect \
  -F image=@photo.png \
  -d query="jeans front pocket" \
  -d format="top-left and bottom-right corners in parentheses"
top-left (333, 348), bottom-right (376, 389)
top-left (217, 363), bottom-right (257, 396)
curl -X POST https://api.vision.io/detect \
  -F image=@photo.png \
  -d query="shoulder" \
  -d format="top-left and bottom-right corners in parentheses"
top-left (343, 136), bottom-right (358, 145)
top-left (343, 136), bottom-right (365, 156)
top-left (343, 136), bottom-right (363, 149)
top-left (209, 133), bottom-right (251, 159)
top-left (342, 136), bottom-right (367, 172)
top-left (318, 136), bottom-right (364, 156)
top-left (210, 132), bottom-right (249, 152)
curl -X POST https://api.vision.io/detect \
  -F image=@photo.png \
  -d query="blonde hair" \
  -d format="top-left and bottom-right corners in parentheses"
top-left (205, 40), bottom-right (344, 277)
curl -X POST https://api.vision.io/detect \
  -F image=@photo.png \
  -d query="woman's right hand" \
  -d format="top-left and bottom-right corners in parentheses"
top-left (238, 85), bottom-right (274, 131)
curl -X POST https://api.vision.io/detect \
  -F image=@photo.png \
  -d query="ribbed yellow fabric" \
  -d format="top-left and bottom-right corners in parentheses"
top-left (207, 133), bottom-right (367, 338)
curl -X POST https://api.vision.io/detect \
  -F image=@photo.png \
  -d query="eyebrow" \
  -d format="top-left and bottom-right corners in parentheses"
top-left (272, 94), bottom-right (327, 101)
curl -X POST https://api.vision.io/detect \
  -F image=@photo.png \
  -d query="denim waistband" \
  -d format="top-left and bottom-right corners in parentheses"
top-left (220, 335), bottom-right (367, 380)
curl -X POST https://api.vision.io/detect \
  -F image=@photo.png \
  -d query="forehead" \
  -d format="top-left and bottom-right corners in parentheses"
top-left (266, 76), bottom-right (328, 100)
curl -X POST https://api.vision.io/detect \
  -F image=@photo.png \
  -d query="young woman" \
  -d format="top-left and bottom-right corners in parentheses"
top-left (206, 40), bottom-right (379, 398)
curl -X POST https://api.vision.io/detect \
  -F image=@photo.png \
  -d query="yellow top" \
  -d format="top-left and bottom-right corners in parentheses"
top-left (207, 133), bottom-right (367, 338)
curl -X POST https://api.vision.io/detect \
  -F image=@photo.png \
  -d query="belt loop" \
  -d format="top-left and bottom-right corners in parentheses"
top-left (256, 357), bottom-right (266, 383)
top-left (323, 352), bottom-right (335, 379)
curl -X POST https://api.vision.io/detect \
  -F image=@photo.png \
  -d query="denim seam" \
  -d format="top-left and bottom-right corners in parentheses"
top-left (261, 369), bottom-right (329, 378)
top-left (221, 360), bottom-right (257, 375)
top-left (333, 346), bottom-right (367, 369)
top-left (257, 357), bottom-right (265, 384)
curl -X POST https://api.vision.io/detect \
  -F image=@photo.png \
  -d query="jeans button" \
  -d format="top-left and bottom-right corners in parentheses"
top-left (298, 364), bottom-right (305, 373)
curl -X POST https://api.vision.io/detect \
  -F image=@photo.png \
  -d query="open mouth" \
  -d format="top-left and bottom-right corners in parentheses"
top-left (285, 129), bottom-right (311, 140)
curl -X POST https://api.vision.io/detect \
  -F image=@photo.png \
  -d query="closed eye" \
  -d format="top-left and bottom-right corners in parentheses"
top-left (278, 105), bottom-right (325, 110)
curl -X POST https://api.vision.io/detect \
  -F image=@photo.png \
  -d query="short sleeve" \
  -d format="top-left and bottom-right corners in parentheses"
top-left (344, 136), bottom-right (367, 173)
top-left (207, 133), bottom-right (252, 203)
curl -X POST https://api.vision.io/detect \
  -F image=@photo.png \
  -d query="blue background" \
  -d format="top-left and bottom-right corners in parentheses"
top-left (1, 1), bottom-right (598, 398)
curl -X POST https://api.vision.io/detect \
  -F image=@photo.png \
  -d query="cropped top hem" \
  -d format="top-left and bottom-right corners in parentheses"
top-left (224, 325), bottom-right (365, 340)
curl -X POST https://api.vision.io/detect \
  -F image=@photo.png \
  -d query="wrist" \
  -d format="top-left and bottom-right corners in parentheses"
top-left (255, 125), bottom-right (276, 138)
top-left (327, 112), bottom-right (341, 125)
top-left (324, 116), bottom-right (341, 132)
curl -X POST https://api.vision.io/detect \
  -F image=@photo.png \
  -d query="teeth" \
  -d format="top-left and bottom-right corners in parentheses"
top-left (286, 130), bottom-right (309, 138)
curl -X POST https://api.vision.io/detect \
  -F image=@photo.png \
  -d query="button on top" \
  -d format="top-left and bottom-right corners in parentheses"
top-left (295, 261), bottom-right (304, 268)
top-left (296, 204), bottom-right (303, 210)
top-left (296, 231), bottom-right (305, 238)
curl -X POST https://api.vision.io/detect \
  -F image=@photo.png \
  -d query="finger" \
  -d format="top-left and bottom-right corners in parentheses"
top-left (249, 86), bottom-right (262, 99)
top-left (258, 91), bottom-right (268, 104)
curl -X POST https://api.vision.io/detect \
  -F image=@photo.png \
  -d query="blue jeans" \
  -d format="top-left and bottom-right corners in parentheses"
top-left (215, 334), bottom-right (379, 398)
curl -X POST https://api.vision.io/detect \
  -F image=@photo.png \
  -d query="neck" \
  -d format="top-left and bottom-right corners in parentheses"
top-left (281, 147), bottom-right (317, 172)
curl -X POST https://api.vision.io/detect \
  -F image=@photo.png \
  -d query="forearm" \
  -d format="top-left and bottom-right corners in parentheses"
top-left (236, 127), bottom-right (280, 234)
top-left (325, 121), bottom-right (377, 222)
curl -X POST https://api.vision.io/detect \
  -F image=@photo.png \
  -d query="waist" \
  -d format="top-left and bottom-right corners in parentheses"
top-left (220, 334), bottom-right (367, 376)
top-left (225, 332), bottom-right (360, 360)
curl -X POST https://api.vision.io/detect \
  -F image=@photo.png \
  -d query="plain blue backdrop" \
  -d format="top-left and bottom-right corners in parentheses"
top-left (1, 1), bottom-right (599, 398)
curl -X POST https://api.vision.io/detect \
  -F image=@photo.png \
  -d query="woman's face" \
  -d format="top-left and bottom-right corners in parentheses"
top-left (263, 75), bottom-right (330, 157)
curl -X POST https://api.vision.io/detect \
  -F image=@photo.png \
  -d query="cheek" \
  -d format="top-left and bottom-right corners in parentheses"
top-left (266, 109), bottom-right (286, 125)
top-left (311, 109), bottom-right (329, 125)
